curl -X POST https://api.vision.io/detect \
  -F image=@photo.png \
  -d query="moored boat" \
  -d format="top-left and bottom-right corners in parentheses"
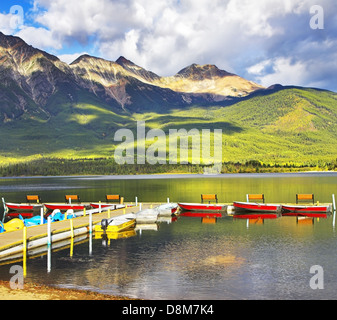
top-left (90, 203), bottom-right (117, 209)
top-left (94, 214), bottom-right (136, 233)
top-left (178, 203), bottom-right (226, 212)
top-left (281, 204), bottom-right (332, 214)
top-left (44, 203), bottom-right (87, 211)
top-left (5, 202), bottom-right (43, 212)
top-left (233, 201), bottom-right (281, 213)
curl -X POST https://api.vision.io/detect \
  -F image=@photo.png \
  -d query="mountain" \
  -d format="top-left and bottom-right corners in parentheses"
top-left (0, 31), bottom-right (337, 172)
top-left (0, 32), bottom-right (265, 119)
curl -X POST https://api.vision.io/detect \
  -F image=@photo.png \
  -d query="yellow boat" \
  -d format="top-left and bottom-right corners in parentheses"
top-left (94, 229), bottom-right (137, 240)
top-left (94, 217), bottom-right (136, 233)
top-left (3, 218), bottom-right (25, 232)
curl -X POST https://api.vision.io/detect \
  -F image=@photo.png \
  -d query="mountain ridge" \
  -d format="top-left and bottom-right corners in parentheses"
top-left (1, 31), bottom-right (337, 171)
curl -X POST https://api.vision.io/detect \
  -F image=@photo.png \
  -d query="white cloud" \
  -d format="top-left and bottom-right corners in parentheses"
top-left (248, 58), bottom-right (309, 87)
top-left (1, 0), bottom-right (336, 90)
top-left (15, 26), bottom-right (62, 50)
top-left (57, 52), bottom-right (89, 64)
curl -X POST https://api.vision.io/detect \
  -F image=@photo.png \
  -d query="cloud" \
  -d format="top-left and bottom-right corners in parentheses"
top-left (1, 0), bottom-right (336, 90)
top-left (57, 52), bottom-right (89, 64)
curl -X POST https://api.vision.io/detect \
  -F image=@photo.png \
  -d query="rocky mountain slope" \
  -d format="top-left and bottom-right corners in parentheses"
top-left (0, 31), bottom-right (264, 120)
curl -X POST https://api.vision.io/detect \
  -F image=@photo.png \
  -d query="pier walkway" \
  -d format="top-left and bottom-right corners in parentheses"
top-left (0, 203), bottom-right (157, 260)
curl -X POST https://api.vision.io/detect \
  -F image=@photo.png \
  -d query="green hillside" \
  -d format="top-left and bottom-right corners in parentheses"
top-left (1, 86), bottom-right (337, 175)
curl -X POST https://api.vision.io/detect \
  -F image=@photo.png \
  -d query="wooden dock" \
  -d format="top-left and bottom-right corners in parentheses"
top-left (0, 203), bottom-right (158, 261)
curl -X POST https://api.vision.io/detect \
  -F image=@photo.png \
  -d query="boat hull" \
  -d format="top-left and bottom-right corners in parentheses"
top-left (233, 202), bottom-right (281, 213)
top-left (90, 203), bottom-right (117, 209)
top-left (5, 203), bottom-right (43, 211)
top-left (178, 203), bottom-right (225, 212)
top-left (281, 205), bottom-right (331, 214)
top-left (94, 219), bottom-right (136, 233)
top-left (45, 204), bottom-right (86, 211)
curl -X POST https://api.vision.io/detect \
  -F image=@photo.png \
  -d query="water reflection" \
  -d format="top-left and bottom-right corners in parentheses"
top-left (0, 174), bottom-right (337, 299)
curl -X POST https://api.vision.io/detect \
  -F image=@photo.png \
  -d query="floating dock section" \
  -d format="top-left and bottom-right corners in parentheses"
top-left (0, 203), bottom-right (166, 262)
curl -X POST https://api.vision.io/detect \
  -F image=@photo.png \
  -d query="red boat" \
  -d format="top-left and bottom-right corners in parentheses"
top-left (90, 203), bottom-right (117, 209)
top-left (5, 202), bottom-right (43, 211)
top-left (178, 203), bottom-right (226, 212)
top-left (281, 204), bottom-right (331, 214)
top-left (233, 201), bottom-right (281, 213)
top-left (44, 203), bottom-right (86, 211)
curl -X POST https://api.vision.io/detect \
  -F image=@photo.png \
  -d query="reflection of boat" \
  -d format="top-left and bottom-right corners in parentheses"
top-left (7, 211), bottom-right (34, 218)
top-left (282, 212), bottom-right (328, 218)
top-left (180, 212), bottom-right (222, 218)
top-left (178, 203), bottom-right (226, 212)
top-left (94, 229), bottom-right (137, 240)
top-left (281, 205), bottom-right (331, 214)
top-left (233, 213), bottom-right (279, 220)
top-left (233, 202), bottom-right (281, 213)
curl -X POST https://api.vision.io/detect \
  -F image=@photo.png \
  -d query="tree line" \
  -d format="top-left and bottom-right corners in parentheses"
top-left (0, 157), bottom-right (336, 177)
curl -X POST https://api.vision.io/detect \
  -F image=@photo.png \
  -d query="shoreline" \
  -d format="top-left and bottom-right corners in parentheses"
top-left (0, 280), bottom-right (139, 300)
top-left (0, 170), bottom-right (336, 181)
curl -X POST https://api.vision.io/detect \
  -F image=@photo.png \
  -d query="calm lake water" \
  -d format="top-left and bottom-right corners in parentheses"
top-left (0, 172), bottom-right (337, 300)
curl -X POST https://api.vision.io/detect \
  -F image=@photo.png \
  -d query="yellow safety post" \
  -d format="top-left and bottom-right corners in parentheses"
top-left (83, 207), bottom-right (86, 217)
top-left (23, 227), bottom-right (27, 277)
top-left (70, 219), bottom-right (74, 238)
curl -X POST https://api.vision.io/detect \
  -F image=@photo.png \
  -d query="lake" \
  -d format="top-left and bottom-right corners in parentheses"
top-left (0, 172), bottom-right (336, 300)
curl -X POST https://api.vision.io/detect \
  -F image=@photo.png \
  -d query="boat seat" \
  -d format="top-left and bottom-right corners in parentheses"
top-left (247, 194), bottom-right (265, 203)
top-left (26, 195), bottom-right (41, 204)
top-left (106, 195), bottom-right (121, 203)
top-left (65, 195), bottom-right (81, 204)
top-left (296, 194), bottom-right (314, 204)
top-left (201, 194), bottom-right (218, 204)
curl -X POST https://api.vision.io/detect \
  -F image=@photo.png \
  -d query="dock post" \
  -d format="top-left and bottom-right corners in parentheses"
top-left (135, 197), bottom-right (138, 206)
top-left (40, 207), bottom-right (44, 225)
top-left (47, 216), bottom-right (51, 247)
top-left (70, 219), bottom-right (74, 238)
top-left (167, 198), bottom-right (170, 203)
top-left (2, 197), bottom-right (7, 222)
top-left (139, 203), bottom-right (142, 211)
top-left (89, 211), bottom-right (93, 234)
top-left (246, 194), bottom-right (249, 202)
top-left (99, 201), bottom-right (102, 213)
top-left (333, 194), bottom-right (336, 228)
top-left (23, 227), bottom-right (27, 277)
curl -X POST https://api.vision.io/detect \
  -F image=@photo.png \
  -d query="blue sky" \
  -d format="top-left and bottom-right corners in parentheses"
top-left (1, 0), bottom-right (337, 92)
